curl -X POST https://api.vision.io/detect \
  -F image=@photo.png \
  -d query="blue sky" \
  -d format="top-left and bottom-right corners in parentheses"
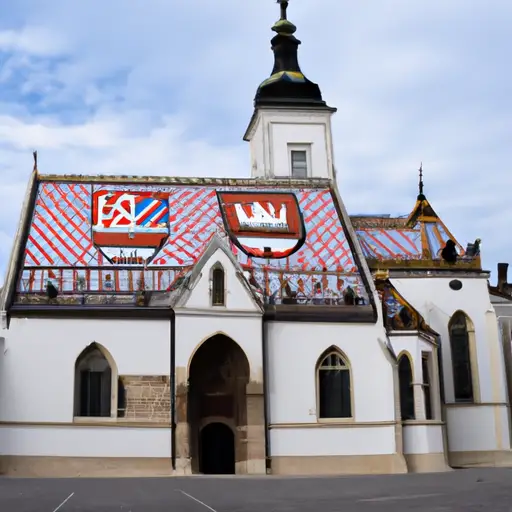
top-left (0, 0), bottom-right (510, 285)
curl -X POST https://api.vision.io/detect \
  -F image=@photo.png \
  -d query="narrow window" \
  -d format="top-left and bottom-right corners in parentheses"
top-left (317, 351), bottom-right (352, 419)
top-left (117, 377), bottom-right (126, 418)
top-left (422, 353), bottom-right (433, 419)
top-left (75, 344), bottom-right (112, 417)
top-left (449, 312), bottom-right (474, 402)
top-left (398, 355), bottom-right (415, 420)
top-left (212, 266), bottom-right (225, 306)
top-left (291, 150), bottom-right (308, 179)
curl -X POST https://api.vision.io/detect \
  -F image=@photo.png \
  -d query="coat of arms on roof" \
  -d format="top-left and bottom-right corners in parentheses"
top-left (217, 191), bottom-right (306, 259)
top-left (92, 189), bottom-right (170, 264)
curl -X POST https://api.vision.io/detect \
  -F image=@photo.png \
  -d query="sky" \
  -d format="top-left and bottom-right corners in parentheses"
top-left (0, 0), bottom-right (511, 285)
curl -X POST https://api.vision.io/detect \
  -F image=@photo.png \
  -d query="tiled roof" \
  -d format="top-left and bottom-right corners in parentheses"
top-left (17, 176), bottom-right (371, 302)
top-left (24, 181), bottom-right (358, 272)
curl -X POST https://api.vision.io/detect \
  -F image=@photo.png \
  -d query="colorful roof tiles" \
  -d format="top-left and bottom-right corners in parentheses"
top-left (13, 176), bottom-right (373, 301)
top-left (350, 193), bottom-right (465, 262)
top-left (23, 179), bottom-right (359, 273)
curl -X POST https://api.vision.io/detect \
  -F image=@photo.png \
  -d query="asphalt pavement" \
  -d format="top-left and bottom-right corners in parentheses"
top-left (1, 467), bottom-right (512, 511)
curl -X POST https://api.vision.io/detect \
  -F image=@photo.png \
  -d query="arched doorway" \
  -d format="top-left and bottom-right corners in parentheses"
top-left (188, 334), bottom-right (250, 474)
top-left (200, 422), bottom-right (235, 474)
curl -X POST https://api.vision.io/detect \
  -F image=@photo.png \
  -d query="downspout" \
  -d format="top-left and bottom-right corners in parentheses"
top-left (170, 309), bottom-right (176, 471)
top-left (262, 317), bottom-right (271, 473)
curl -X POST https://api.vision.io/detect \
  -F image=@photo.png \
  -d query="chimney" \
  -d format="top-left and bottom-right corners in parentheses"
top-left (497, 262), bottom-right (509, 291)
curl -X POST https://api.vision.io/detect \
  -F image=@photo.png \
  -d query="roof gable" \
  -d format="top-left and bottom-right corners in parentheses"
top-left (0, 167), bottom-right (39, 316)
top-left (173, 234), bottom-right (264, 312)
top-left (405, 197), bottom-right (465, 258)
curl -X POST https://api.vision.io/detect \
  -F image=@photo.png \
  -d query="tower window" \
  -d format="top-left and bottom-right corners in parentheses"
top-left (291, 150), bottom-right (308, 178)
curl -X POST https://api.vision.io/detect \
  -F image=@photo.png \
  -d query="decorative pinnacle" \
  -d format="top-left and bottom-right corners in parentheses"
top-left (418, 162), bottom-right (425, 200)
top-left (277, 0), bottom-right (289, 20)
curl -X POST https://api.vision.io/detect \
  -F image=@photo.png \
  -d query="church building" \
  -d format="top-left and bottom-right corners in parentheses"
top-left (0, 2), bottom-right (511, 477)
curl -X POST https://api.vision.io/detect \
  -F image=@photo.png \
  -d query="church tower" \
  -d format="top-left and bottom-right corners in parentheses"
top-left (244, 1), bottom-right (337, 180)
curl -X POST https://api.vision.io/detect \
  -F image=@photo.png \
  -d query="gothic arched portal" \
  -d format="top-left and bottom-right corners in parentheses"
top-left (188, 334), bottom-right (256, 474)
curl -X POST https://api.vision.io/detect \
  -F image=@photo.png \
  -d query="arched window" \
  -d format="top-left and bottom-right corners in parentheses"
top-left (211, 265), bottom-right (225, 306)
top-left (74, 344), bottom-right (113, 417)
top-left (398, 354), bottom-right (415, 420)
top-left (317, 350), bottom-right (352, 419)
top-left (449, 311), bottom-right (474, 402)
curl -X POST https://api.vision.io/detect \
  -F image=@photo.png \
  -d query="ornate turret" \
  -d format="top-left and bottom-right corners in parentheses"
top-left (406, 164), bottom-right (466, 259)
top-left (254, 1), bottom-right (327, 108)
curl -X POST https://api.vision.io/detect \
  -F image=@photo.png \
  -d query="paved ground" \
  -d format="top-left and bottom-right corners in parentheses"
top-left (1, 468), bottom-right (512, 511)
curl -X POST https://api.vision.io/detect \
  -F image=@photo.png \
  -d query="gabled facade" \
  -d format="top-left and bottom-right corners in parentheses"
top-left (1, 1), bottom-right (511, 477)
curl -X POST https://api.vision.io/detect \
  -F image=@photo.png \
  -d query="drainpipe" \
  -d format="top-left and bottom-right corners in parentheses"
top-left (261, 318), bottom-right (271, 473)
top-left (170, 309), bottom-right (176, 471)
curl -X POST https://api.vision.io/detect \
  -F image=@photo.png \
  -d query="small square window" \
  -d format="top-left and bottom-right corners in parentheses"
top-left (291, 150), bottom-right (308, 178)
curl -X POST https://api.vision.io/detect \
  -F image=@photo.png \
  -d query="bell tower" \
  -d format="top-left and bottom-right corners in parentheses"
top-left (244, 1), bottom-right (337, 181)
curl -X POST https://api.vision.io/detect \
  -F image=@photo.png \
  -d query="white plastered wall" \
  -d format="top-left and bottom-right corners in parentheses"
top-left (392, 276), bottom-right (511, 454)
top-left (390, 334), bottom-right (445, 457)
top-left (0, 317), bottom-right (171, 458)
top-left (245, 108), bottom-right (335, 180)
top-left (266, 321), bottom-right (397, 457)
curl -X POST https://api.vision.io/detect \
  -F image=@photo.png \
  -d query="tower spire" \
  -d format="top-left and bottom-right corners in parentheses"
top-left (253, 1), bottom-right (327, 108)
top-left (417, 163), bottom-right (426, 200)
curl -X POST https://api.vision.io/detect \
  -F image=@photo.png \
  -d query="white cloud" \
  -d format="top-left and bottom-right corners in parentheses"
top-left (0, 0), bottom-right (511, 286)
top-left (0, 26), bottom-right (65, 56)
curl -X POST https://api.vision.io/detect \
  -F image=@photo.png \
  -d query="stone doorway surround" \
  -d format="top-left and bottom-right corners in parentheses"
top-left (175, 333), bottom-right (266, 475)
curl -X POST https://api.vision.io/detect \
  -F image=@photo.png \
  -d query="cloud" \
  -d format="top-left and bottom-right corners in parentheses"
top-left (0, 0), bottom-right (511, 285)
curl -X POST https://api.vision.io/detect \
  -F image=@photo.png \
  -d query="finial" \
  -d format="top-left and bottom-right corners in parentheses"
top-left (33, 150), bottom-right (38, 172)
top-left (417, 162), bottom-right (425, 200)
top-left (418, 162), bottom-right (426, 201)
top-left (277, 0), bottom-right (289, 20)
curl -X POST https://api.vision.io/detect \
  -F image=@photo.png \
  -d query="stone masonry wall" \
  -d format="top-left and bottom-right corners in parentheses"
top-left (120, 375), bottom-right (170, 422)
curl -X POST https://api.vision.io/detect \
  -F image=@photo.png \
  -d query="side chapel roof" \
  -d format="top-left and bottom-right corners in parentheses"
top-left (375, 276), bottom-right (438, 339)
top-left (352, 165), bottom-right (465, 262)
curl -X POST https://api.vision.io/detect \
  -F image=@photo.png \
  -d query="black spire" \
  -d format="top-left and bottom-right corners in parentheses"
top-left (254, 1), bottom-right (326, 108)
top-left (417, 163), bottom-right (426, 201)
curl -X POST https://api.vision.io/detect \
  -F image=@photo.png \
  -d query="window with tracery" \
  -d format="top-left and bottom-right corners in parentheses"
top-left (74, 344), bottom-right (112, 417)
top-left (317, 351), bottom-right (352, 419)
top-left (449, 312), bottom-right (474, 402)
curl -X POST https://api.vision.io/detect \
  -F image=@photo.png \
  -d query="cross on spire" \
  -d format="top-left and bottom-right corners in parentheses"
top-left (277, 0), bottom-right (289, 20)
